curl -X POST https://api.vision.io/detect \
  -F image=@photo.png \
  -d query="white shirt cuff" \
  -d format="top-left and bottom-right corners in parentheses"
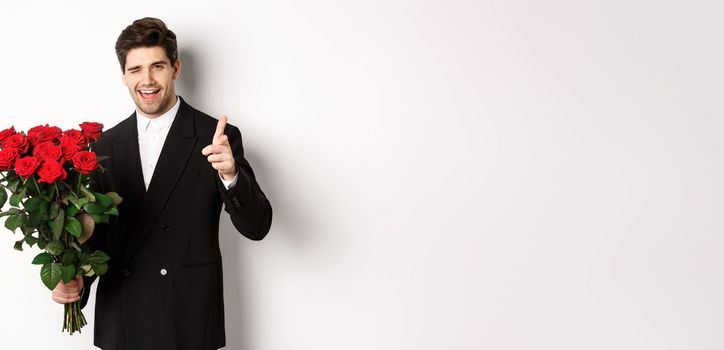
top-left (219, 171), bottom-right (238, 190)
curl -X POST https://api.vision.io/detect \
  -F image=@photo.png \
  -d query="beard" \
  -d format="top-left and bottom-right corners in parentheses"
top-left (131, 88), bottom-right (176, 117)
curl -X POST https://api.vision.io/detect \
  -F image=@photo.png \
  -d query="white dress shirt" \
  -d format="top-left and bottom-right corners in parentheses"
top-left (136, 96), bottom-right (237, 190)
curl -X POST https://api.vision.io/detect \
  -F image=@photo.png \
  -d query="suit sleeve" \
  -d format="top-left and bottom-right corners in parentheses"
top-left (215, 124), bottom-right (273, 241)
top-left (79, 156), bottom-right (112, 309)
top-left (79, 221), bottom-right (113, 309)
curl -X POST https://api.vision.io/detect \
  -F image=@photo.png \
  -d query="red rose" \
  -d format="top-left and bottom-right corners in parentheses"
top-left (14, 156), bottom-right (40, 178)
top-left (37, 160), bottom-right (68, 184)
top-left (72, 151), bottom-right (98, 175)
top-left (60, 129), bottom-right (87, 148)
top-left (0, 126), bottom-right (16, 144)
top-left (32, 141), bottom-right (62, 162)
top-left (2, 133), bottom-right (29, 154)
top-left (79, 122), bottom-right (104, 142)
top-left (0, 148), bottom-right (19, 170)
top-left (61, 143), bottom-right (81, 161)
top-left (27, 125), bottom-right (62, 145)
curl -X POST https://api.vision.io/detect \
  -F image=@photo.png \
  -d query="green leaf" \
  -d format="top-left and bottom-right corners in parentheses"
top-left (83, 193), bottom-right (112, 214)
top-left (104, 206), bottom-right (119, 216)
top-left (80, 186), bottom-right (95, 202)
top-left (32, 252), bottom-right (53, 265)
top-left (70, 241), bottom-right (82, 252)
top-left (50, 212), bottom-right (64, 240)
top-left (61, 265), bottom-right (76, 284)
top-left (25, 198), bottom-right (46, 227)
top-left (0, 187), bottom-right (8, 207)
top-left (13, 239), bottom-right (23, 251)
top-left (49, 202), bottom-right (60, 219)
top-left (83, 203), bottom-right (104, 215)
top-left (24, 235), bottom-right (38, 247)
top-left (106, 192), bottom-right (123, 205)
top-left (39, 200), bottom-right (49, 216)
top-left (5, 214), bottom-right (26, 233)
top-left (26, 177), bottom-right (40, 195)
top-left (23, 198), bottom-right (49, 229)
top-left (65, 217), bottom-right (82, 238)
top-left (0, 208), bottom-right (22, 218)
top-left (89, 250), bottom-right (110, 264)
top-left (7, 177), bottom-right (20, 192)
top-left (61, 251), bottom-right (79, 266)
top-left (45, 240), bottom-right (65, 256)
top-left (95, 192), bottom-right (113, 206)
top-left (65, 205), bottom-right (78, 218)
top-left (67, 193), bottom-right (80, 208)
top-left (43, 186), bottom-right (54, 200)
top-left (68, 194), bottom-right (91, 210)
top-left (78, 252), bottom-right (90, 265)
top-left (25, 212), bottom-right (42, 229)
top-left (91, 214), bottom-right (109, 224)
top-left (9, 187), bottom-right (26, 207)
top-left (23, 197), bottom-right (42, 212)
top-left (78, 197), bottom-right (90, 207)
top-left (40, 263), bottom-right (62, 290)
top-left (91, 263), bottom-right (108, 276)
top-left (37, 239), bottom-right (47, 250)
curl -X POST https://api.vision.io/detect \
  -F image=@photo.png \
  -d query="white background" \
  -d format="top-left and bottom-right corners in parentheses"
top-left (0, 1), bottom-right (723, 349)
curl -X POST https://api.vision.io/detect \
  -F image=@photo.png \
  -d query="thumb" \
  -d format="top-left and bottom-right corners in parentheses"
top-left (213, 116), bottom-right (228, 145)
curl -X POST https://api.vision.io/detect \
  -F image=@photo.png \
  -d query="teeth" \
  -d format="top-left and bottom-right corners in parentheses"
top-left (140, 90), bottom-right (158, 94)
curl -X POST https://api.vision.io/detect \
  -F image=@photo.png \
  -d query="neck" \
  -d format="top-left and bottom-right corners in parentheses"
top-left (137, 95), bottom-right (179, 119)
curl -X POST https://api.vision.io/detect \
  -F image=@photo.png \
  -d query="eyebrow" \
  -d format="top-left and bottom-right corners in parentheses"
top-left (126, 60), bottom-right (169, 72)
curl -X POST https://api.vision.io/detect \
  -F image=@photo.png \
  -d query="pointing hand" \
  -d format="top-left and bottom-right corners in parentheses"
top-left (202, 116), bottom-right (237, 180)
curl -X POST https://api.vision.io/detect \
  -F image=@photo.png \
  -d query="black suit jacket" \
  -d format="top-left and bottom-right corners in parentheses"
top-left (80, 97), bottom-right (272, 350)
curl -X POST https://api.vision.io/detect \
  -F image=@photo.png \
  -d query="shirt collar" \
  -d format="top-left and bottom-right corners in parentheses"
top-left (136, 96), bottom-right (180, 133)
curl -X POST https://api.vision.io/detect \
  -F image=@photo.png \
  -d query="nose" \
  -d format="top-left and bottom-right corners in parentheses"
top-left (140, 68), bottom-right (155, 86)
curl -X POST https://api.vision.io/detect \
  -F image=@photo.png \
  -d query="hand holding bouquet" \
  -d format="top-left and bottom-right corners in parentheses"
top-left (0, 122), bottom-right (121, 335)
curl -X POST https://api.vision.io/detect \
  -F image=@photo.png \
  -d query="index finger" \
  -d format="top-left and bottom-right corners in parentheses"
top-left (213, 116), bottom-right (228, 144)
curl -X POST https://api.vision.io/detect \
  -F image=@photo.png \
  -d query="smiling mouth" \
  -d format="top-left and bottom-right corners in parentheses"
top-left (138, 88), bottom-right (160, 101)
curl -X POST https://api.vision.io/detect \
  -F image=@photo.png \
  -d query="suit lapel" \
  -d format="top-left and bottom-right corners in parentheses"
top-left (124, 99), bottom-right (199, 264)
top-left (114, 115), bottom-right (146, 219)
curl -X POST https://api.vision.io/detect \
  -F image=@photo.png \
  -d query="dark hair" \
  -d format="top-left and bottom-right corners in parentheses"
top-left (115, 17), bottom-right (178, 72)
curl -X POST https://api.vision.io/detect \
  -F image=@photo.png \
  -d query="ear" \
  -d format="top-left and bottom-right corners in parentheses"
top-left (120, 63), bottom-right (128, 85)
top-left (172, 58), bottom-right (181, 80)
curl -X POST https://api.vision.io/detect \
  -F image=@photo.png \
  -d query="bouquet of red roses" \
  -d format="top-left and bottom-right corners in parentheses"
top-left (0, 122), bottom-right (121, 335)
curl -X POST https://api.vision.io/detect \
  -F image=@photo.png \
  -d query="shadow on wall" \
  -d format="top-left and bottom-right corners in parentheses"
top-left (177, 49), bottom-right (199, 100)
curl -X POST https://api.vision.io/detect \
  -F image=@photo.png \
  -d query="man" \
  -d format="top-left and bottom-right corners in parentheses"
top-left (50, 17), bottom-right (272, 350)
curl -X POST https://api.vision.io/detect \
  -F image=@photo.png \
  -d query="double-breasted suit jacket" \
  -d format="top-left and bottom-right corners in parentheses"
top-left (79, 97), bottom-right (272, 350)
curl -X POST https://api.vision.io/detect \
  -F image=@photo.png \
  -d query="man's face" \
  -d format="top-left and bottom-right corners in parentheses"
top-left (122, 46), bottom-right (180, 118)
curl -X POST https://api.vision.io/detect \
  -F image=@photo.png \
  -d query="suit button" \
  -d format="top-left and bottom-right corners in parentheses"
top-left (232, 197), bottom-right (242, 210)
top-left (162, 224), bottom-right (170, 232)
top-left (121, 268), bottom-right (130, 277)
top-left (160, 268), bottom-right (167, 276)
